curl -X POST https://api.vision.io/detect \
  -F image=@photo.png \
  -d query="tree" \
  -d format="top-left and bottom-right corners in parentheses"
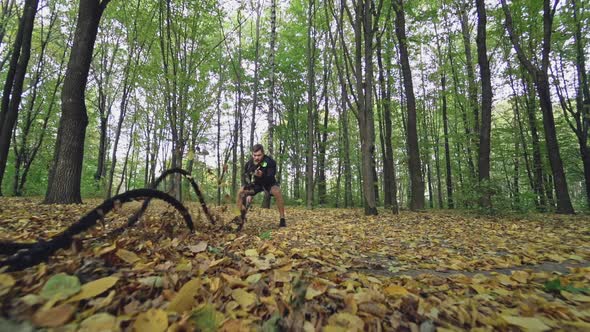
top-left (393, 0), bottom-right (424, 211)
top-left (476, 0), bottom-right (493, 209)
top-left (501, 0), bottom-right (575, 214)
top-left (0, 0), bottom-right (39, 196)
top-left (44, 0), bottom-right (112, 204)
top-left (305, 0), bottom-right (316, 209)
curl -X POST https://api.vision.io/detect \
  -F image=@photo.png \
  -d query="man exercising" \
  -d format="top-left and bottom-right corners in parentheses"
top-left (237, 144), bottom-right (286, 227)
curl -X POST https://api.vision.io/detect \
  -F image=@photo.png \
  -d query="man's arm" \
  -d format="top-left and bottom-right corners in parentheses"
top-left (243, 159), bottom-right (258, 185)
top-left (262, 158), bottom-right (277, 182)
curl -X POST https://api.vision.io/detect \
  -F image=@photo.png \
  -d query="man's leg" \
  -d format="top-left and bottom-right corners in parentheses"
top-left (270, 185), bottom-right (286, 226)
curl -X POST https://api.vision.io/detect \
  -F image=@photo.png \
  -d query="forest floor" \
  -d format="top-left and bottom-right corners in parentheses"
top-left (0, 197), bottom-right (589, 331)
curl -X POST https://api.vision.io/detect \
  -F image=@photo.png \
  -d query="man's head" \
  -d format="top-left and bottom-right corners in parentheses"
top-left (252, 144), bottom-right (265, 164)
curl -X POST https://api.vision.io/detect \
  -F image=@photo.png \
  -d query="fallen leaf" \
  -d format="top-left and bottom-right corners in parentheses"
top-left (561, 291), bottom-right (590, 303)
top-left (189, 241), bottom-right (208, 253)
top-left (191, 304), bottom-right (224, 332)
top-left (511, 270), bottom-right (529, 283)
top-left (116, 249), bottom-right (141, 264)
top-left (67, 276), bottom-right (119, 302)
top-left (0, 273), bottom-right (15, 295)
top-left (40, 273), bottom-right (81, 301)
top-left (245, 249), bottom-right (258, 257)
top-left (133, 308), bottom-right (168, 332)
top-left (501, 315), bottom-right (550, 332)
top-left (327, 312), bottom-right (364, 331)
top-left (168, 278), bottom-right (201, 313)
top-left (78, 312), bottom-right (119, 332)
top-left (231, 288), bottom-right (257, 311)
top-left (306, 280), bottom-right (329, 300)
top-left (32, 303), bottom-right (76, 327)
top-left (246, 273), bottom-right (263, 284)
top-left (383, 284), bottom-right (409, 297)
top-left (138, 276), bottom-right (164, 288)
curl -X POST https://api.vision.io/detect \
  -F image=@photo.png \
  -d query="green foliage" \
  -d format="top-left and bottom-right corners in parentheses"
top-left (544, 278), bottom-right (590, 295)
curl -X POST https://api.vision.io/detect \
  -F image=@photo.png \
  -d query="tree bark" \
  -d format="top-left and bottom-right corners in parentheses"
top-left (393, 0), bottom-right (424, 211)
top-left (0, 0), bottom-right (38, 195)
top-left (306, 0), bottom-right (316, 209)
top-left (44, 0), bottom-right (111, 204)
top-left (476, 0), bottom-right (493, 209)
top-left (501, 0), bottom-right (574, 214)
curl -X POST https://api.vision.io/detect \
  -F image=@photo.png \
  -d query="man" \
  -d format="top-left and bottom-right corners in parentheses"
top-left (237, 144), bottom-right (286, 227)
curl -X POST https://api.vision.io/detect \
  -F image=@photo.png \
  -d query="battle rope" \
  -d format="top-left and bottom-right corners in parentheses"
top-left (0, 189), bottom-right (192, 271)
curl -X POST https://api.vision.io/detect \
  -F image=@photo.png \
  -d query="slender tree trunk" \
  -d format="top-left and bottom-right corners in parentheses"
top-left (0, 0), bottom-right (38, 195)
top-left (522, 71), bottom-right (546, 209)
top-left (476, 0), bottom-right (493, 209)
top-left (306, 0), bottom-right (316, 209)
top-left (249, 0), bottom-right (261, 150)
top-left (502, 0), bottom-right (574, 214)
top-left (268, 0), bottom-right (276, 155)
top-left (317, 52), bottom-right (330, 206)
top-left (394, 0), bottom-right (424, 211)
top-left (44, 0), bottom-right (111, 204)
top-left (377, 31), bottom-right (394, 209)
top-left (457, 2), bottom-right (480, 152)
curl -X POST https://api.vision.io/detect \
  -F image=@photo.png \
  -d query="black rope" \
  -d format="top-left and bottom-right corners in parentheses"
top-left (127, 168), bottom-right (216, 227)
top-left (0, 189), bottom-right (192, 271)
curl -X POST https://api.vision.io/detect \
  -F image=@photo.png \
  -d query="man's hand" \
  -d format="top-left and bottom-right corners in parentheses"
top-left (254, 169), bottom-right (263, 177)
top-left (246, 195), bottom-right (253, 205)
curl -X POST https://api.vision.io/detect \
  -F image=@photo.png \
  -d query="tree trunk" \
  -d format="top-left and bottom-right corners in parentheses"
top-left (377, 31), bottom-right (394, 209)
top-left (44, 0), bottom-right (110, 204)
top-left (476, 0), bottom-right (493, 209)
top-left (394, 0), bottom-right (424, 211)
top-left (0, 0), bottom-right (38, 195)
top-left (305, 0), bottom-right (316, 209)
top-left (268, 0), bottom-right (276, 156)
top-left (502, 0), bottom-right (574, 214)
top-left (457, 1), bottom-right (480, 150)
top-left (249, 0), bottom-right (261, 151)
top-left (317, 52), bottom-right (330, 206)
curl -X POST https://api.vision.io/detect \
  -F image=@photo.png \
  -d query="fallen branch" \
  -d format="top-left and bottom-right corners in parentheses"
top-left (0, 189), bottom-right (192, 271)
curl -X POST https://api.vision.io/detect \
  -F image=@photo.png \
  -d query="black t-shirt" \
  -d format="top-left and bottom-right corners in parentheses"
top-left (243, 155), bottom-right (277, 186)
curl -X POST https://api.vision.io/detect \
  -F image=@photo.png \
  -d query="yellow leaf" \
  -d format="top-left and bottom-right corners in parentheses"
top-left (222, 273), bottom-right (249, 288)
top-left (67, 276), bottom-right (119, 302)
top-left (79, 312), bottom-right (119, 332)
top-left (189, 241), bottom-right (208, 253)
top-left (116, 249), bottom-right (141, 264)
top-left (511, 270), bottom-right (529, 283)
top-left (133, 309), bottom-right (168, 332)
top-left (322, 326), bottom-right (348, 332)
top-left (245, 249), bottom-right (258, 257)
top-left (246, 273), bottom-right (263, 284)
top-left (501, 315), bottom-right (550, 332)
top-left (168, 278), bottom-right (201, 313)
top-left (327, 312), bottom-right (364, 331)
top-left (272, 270), bottom-right (291, 283)
top-left (561, 291), bottom-right (590, 303)
top-left (96, 244), bottom-right (117, 256)
top-left (231, 288), bottom-right (257, 311)
top-left (0, 273), bottom-right (15, 295)
top-left (383, 284), bottom-right (409, 297)
top-left (366, 276), bottom-right (382, 285)
top-left (32, 304), bottom-right (76, 328)
top-left (306, 280), bottom-right (329, 300)
top-left (496, 274), bottom-right (517, 286)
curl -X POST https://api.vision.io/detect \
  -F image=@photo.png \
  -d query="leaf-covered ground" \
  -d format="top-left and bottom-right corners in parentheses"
top-left (0, 197), bottom-right (589, 331)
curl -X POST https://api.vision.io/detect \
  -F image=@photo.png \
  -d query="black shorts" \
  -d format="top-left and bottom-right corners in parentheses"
top-left (246, 182), bottom-right (278, 195)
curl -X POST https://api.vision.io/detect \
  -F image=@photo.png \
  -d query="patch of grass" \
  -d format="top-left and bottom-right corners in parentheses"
top-left (260, 230), bottom-right (272, 240)
top-left (544, 278), bottom-right (590, 294)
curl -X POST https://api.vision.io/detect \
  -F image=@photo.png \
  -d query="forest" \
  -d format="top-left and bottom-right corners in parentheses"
top-left (0, 0), bottom-right (587, 214)
top-left (0, 0), bottom-right (589, 331)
